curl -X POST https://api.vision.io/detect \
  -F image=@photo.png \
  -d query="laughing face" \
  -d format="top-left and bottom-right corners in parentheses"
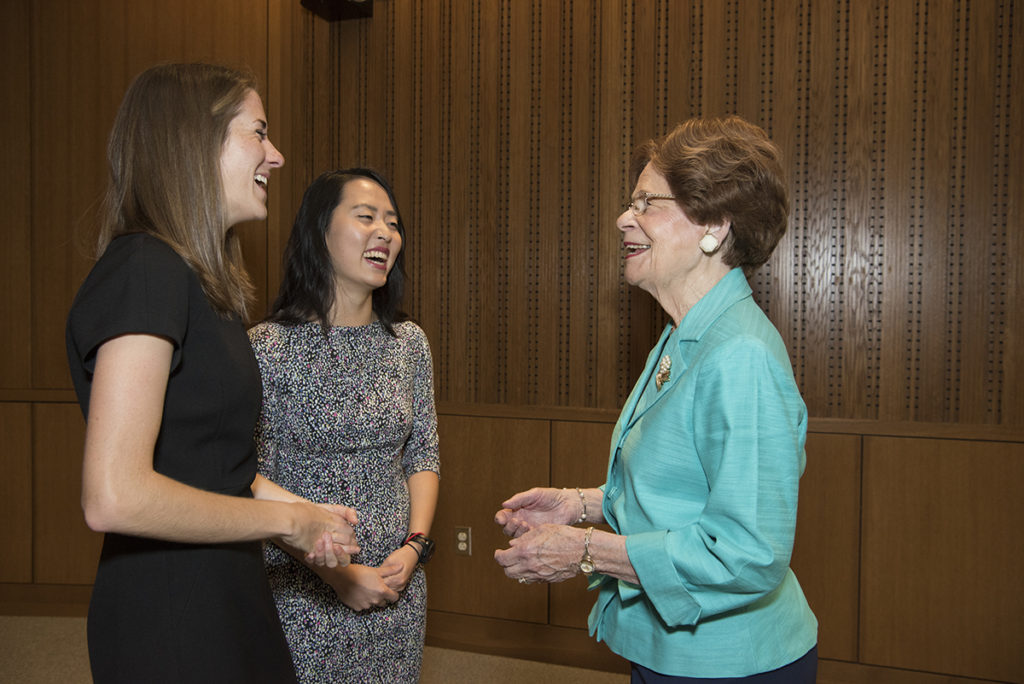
top-left (219, 89), bottom-right (284, 228)
top-left (325, 178), bottom-right (403, 295)
top-left (617, 163), bottom-right (724, 301)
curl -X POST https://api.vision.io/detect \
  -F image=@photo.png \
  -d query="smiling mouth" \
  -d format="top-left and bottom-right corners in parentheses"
top-left (363, 249), bottom-right (389, 266)
top-left (624, 243), bottom-right (650, 257)
top-left (254, 174), bottom-right (268, 190)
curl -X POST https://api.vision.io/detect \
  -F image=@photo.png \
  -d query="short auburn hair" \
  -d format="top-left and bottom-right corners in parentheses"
top-left (630, 115), bottom-right (789, 271)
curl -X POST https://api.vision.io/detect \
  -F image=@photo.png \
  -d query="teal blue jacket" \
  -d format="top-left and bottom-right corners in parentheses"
top-left (589, 268), bottom-right (818, 677)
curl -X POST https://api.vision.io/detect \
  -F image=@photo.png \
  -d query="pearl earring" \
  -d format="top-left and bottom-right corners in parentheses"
top-left (699, 233), bottom-right (720, 254)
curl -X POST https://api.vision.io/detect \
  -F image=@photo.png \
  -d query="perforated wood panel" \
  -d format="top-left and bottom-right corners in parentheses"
top-left (303, 0), bottom-right (1020, 426)
top-left (25, 0), bottom-right (275, 389)
top-left (0, 0), bottom-right (31, 390)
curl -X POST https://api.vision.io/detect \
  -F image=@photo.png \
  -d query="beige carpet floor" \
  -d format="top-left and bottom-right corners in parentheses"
top-left (0, 615), bottom-right (630, 683)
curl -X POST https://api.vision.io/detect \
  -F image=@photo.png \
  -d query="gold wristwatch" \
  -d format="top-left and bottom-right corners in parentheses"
top-left (579, 526), bottom-right (595, 575)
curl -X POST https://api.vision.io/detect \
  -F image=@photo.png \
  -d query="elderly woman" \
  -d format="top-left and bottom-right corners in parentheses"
top-left (494, 116), bottom-right (817, 682)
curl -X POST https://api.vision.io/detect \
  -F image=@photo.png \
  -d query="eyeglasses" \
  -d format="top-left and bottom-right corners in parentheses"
top-left (626, 192), bottom-right (676, 216)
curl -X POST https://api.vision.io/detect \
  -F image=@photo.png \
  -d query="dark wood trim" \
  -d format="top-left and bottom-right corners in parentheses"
top-left (808, 419), bottom-right (1024, 444)
top-left (0, 390), bottom-right (77, 403)
top-left (0, 583), bottom-right (90, 617)
top-left (425, 609), bottom-right (629, 675)
top-left (438, 403), bottom-right (1024, 443)
top-left (437, 401), bottom-right (621, 424)
top-left (818, 658), bottom-right (1001, 684)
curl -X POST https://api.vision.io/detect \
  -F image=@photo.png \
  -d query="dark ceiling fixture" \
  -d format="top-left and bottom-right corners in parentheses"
top-left (300, 0), bottom-right (373, 21)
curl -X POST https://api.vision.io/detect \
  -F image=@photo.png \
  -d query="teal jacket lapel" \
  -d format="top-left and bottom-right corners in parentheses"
top-left (615, 269), bottom-right (754, 440)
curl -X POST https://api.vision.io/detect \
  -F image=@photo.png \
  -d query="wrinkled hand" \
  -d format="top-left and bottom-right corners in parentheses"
top-left (284, 501), bottom-right (359, 568)
top-left (495, 487), bottom-right (575, 538)
top-left (325, 563), bottom-right (401, 612)
top-left (493, 523), bottom-right (583, 584)
top-left (379, 544), bottom-right (419, 592)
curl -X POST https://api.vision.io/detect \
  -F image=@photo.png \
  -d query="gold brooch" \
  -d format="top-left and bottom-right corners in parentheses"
top-left (655, 355), bottom-right (671, 390)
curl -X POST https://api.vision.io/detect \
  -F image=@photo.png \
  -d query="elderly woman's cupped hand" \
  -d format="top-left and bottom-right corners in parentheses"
top-left (493, 523), bottom-right (584, 584)
top-left (494, 487), bottom-right (579, 537)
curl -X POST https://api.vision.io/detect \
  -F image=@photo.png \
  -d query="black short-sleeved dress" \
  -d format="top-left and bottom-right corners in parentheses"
top-left (65, 233), bottom-right (297, 684)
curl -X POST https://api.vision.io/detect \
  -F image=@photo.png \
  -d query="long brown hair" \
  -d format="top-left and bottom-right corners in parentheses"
top-left (100, 62), bottom-right (258, 318)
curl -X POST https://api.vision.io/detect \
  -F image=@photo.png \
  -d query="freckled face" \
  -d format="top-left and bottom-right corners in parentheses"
top-left (326, 178), bottom-right (403, 294)
top-left (616, 164), bottom-right (708, 296)
top-left (219, 90), bottom-right (284, 228)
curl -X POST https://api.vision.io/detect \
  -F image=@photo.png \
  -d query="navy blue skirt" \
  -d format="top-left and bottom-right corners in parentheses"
top-left (630, 645), bottom-right (817, 683)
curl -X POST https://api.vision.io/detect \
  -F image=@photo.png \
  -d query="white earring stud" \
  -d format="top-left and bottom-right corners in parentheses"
top-left (699, 233), bottom-right (720, 254)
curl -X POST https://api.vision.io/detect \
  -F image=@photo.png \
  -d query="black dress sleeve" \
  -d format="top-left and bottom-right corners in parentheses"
top-left (66, 233), bottom-right (192, 380)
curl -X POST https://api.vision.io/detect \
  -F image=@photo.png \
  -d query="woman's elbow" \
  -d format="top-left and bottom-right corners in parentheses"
top-left (82, 493), bottom-right (115, 533)
top-left (81, 485), bottom-right (134, 533)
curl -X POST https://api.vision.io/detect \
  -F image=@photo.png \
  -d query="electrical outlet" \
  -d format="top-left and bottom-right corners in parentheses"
top-left (454, 526), bottom-right (472, 556)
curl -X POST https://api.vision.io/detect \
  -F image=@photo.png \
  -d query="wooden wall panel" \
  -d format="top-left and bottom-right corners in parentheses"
top-left (1004, 1), bottom-right (1024, 427)
top-left (311, 0), bottom-right (1021, 427)
top-left (790, 433), bottom-right (861, 662)
top-left (761, 0), bottom-right (802, 362)
top-left (861, 437), bottom-right (1024, 682)
top-left (7, 0), bottom-right (308, 592)
top-left (548, 420), bottom-right (615, 630)
top-left (30, 0), bottom-right (117, 390)
top-left (0, 1), bottom-right (31, 389)
top-left (503, 0), bottom-right (537, 404)
top-left (0, 404), bottom-right (33, 583)
top-left (30, 0), bottom-right (276, 391)
top-left (561, 2), bottom-right (601, 407)
top-left (466, 0), bottom-right (503, 406)
top-left (32, 404), bottom-right (101, 585)
top-left (436, 1), bottom-right (471, 402)
top-left (264, 0), bottom-right (317, 307)
top-left (428, 415), bottom-right (549, 623)
top-left (417, 0), bottom-right (453, 403)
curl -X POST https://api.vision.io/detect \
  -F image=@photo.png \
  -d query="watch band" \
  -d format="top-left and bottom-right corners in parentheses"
top-left (579, 526), bottom-right (595, 575)
top-left (404, 533), bottom-right (435, 564)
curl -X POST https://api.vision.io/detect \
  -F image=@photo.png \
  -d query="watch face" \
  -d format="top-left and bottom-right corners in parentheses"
top-left (580, 559), bottom-right (595, 574)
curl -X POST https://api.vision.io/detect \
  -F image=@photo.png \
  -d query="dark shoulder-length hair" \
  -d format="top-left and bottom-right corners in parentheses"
top-left (629, 115), bottom-right (789, 273)
top-left (268, 168), bottom-right (408, 336)
top-left (100, 62), bottom-right (259, 318)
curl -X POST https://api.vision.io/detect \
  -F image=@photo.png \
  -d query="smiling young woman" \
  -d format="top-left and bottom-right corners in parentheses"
top-left (249, 168), bottom-right (440, 683)
top-left (65, 63), bottom-right (357, 684)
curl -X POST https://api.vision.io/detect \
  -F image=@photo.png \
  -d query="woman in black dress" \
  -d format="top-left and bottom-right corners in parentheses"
top-left (65, 63), bottom-right (358, 684)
